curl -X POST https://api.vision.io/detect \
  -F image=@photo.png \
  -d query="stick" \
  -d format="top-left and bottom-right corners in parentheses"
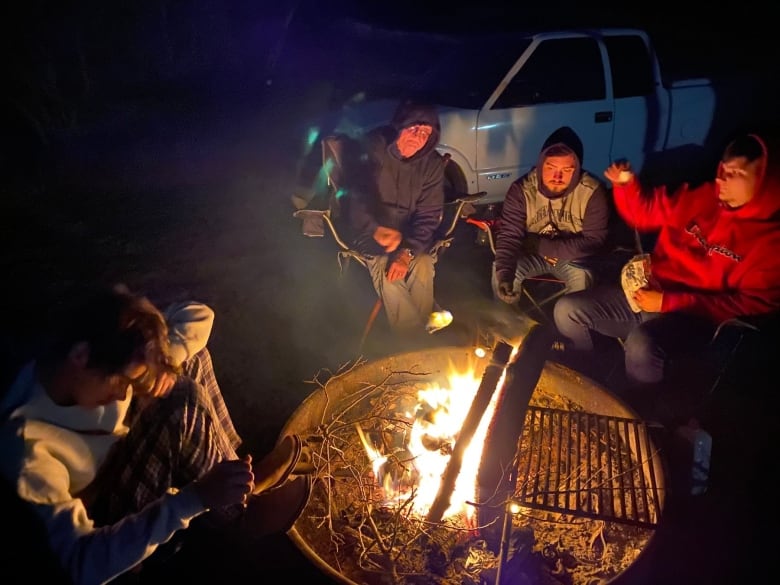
top-left (426, 341), bottom-right (514, 523)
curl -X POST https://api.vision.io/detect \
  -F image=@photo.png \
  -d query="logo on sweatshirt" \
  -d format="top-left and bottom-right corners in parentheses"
top-left (685, 222), bottom-right (742, 262)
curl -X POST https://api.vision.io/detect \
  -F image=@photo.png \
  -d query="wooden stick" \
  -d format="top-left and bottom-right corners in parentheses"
top-left (426, 341), bottom-right (514, 523)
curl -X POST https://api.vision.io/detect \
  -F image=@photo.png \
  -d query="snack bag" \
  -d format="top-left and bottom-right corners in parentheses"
top-left (621, 253), bottom-right (652, 313)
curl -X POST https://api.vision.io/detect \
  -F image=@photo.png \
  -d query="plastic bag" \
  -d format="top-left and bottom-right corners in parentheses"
top-left (621, 253), bottom-right (652, 313)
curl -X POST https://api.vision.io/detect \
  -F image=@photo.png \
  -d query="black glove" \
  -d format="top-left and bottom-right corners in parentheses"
top-left (497, 281), bottom-right (520, 304)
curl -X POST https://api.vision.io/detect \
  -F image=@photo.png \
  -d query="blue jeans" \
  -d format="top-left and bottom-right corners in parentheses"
top-left (366, 253), bottom-right (435, 332)
top-left (553, 286), bottom-right (715, 384)
top-left (491, 254), bottom-right (593, 300)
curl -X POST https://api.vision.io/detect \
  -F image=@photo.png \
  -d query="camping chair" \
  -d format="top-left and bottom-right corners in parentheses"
top-left (705, 316), bottom-right (764, 397)
top-left (294, 133), bottom-right (486, 350)
top-left (465, 217), bottom-right (569, 322)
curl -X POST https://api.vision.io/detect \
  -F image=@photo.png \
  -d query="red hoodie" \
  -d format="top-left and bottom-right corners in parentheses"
top-left (613, 133), bottom-right (780, 323)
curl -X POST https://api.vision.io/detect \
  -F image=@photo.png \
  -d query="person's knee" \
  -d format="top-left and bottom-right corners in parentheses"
top-left (553, 295), bottom-right (583, 329)
top-left (624, 331), bottom-right (663, 384)
top-left (564, 267), bottom-right (593, 293)
top-left (411, 254), bottom-right (435, 277)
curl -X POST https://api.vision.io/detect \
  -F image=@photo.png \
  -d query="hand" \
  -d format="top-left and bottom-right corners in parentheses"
top-left (604, 162), bottom-right (634, 185)
top-left (496, 281), bottom-right (520, 304)
top-left (386, 250), bottom-right (412, 282)
top-left (373, 226), bottom-right (402, 253)
top-left (147, 370), bottom-right (177, 398)
top-left (193, 455), bottom-right (254, 510)
top-left (633, 288), bottom-right (663, 313)
top-left (544, 256), bottom-right (558, 267)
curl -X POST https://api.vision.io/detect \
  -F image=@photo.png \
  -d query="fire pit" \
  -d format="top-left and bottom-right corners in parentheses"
top-left (280, 342), bottom-right (666, 585)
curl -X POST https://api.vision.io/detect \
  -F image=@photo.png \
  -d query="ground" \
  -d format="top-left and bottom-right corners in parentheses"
top-left (1, 22), bottom-right (778, 585)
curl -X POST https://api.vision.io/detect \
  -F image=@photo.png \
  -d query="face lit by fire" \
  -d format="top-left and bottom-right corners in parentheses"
top-left (541, 154), bottom-right (577, 195)
top-left (716, 155), bottom-right (762, 209)
top-left (396, 124), bottom-right (433, 158)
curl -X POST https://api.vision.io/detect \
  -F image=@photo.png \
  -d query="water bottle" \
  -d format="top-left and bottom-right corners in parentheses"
top-left (675, 418), bottom-right (712, 495)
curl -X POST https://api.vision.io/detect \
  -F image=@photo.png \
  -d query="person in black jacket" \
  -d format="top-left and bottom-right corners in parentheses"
top-left (493, 127), bottom-right (609, 305)
top-left (347, 99), bottom-right (446, 334)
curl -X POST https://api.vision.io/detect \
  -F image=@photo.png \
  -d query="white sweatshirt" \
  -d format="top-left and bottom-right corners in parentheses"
top-left (0, 301), bottom-right (215, 585)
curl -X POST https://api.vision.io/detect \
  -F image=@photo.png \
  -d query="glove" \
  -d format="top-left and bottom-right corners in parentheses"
top-left (497, 281), bottom-right (520, 304)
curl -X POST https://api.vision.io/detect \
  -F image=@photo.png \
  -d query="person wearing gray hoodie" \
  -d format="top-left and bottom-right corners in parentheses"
top-left (492, 126), bottom-right (609, 305)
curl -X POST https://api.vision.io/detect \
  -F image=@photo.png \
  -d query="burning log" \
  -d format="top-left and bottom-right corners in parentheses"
top-left (426, 341), bottom-right (513, 523)
top-left (476, 324), bottom-right (558, 550)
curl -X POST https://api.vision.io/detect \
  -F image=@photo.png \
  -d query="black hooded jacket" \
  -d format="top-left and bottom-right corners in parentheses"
top-left (348, 101), bottom-right (446, 256)
top-left (494, 127), bottom-right (609, 283)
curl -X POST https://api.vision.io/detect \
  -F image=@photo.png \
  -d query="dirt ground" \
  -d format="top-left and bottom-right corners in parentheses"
top-left (1, 25), bottom-right (778, 585)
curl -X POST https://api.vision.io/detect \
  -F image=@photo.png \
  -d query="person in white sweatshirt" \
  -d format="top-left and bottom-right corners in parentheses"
top-left (0, 284), bottom-right (296, 585)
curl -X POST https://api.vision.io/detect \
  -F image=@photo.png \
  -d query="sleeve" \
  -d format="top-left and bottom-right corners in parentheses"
top-left (407, 156), bottom-right (445, 254)
top-left (494, 181), bottom-right (528, 282)
top-left (37, 487), bottom-right (205, 585)
top-left (1, 420), bottom-right (207, 585)
top-left (346, 133), bottom-right (382, 247)
top-left (348, 193), bottom-right (379, 243)
top-left (613, 176), bottom-right (680, 231)
top-left (163, 302), bottom-right (215, 367)
top-left (537, 183), bottom-right (609, 261)
top-left (662, 241), bottom-right (780, 322)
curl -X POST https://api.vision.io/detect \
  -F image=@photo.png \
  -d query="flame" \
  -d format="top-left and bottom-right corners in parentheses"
top-left (358, 353), bottom-right (508, 521)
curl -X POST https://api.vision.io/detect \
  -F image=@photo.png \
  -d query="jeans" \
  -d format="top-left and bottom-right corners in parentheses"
top-left (366, 253), bottom-right (435, 332)
top-left (553, 285), bottom-right (715, 384)
top-left (491, 254), bottom-right (593, 301)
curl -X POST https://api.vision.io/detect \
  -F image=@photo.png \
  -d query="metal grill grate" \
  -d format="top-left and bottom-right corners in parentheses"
top-left (513, 406), bottom-right (663, 528)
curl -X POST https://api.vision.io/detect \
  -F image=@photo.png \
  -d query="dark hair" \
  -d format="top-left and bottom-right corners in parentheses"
top-left (722, 134), bottom-right (764, 163)
top-left (44, 284), bottom-right (171, 376)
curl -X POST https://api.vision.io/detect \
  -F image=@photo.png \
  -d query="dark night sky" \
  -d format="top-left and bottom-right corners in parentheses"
top-left (1, 0), bottom-right (776, 184)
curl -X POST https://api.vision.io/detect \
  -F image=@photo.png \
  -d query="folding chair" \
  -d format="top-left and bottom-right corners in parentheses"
top-left (465, 217), bottom-right (569, 322)
top-left (294, 133), bottom-right (485, 350)
top-left (705, 316), bottom-right (763, 397)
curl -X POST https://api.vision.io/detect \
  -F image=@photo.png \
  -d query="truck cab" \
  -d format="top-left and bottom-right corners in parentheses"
top-left (304, 27), bottom-right (726, 206)
top-left (439, 29), bottom-right (675, 203)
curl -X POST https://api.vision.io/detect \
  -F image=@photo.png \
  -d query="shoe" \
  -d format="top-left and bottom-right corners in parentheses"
top-left (242, 474), bottom-right (314, 538)
top-left (426, 310), bottom-right (453, 333)
top-left (252, 434), bottom-right (314, 495)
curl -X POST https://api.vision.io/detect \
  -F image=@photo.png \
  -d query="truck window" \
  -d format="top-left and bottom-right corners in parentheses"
top-left (492, 37), bottom-right (605, 108)
top-left (603, 35), bottom-right (656, 98)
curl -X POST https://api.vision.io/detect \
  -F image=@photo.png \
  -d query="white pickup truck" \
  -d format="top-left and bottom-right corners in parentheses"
top-left (299, 26), bottom-right (771, 205)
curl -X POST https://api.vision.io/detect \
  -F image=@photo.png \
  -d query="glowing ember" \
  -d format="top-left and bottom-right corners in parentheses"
top-left (356, 360), bottom-right (506, 521)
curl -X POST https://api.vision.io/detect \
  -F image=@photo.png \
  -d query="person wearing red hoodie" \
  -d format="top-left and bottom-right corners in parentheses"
top-left (553, 132), bottom-right (780, 386)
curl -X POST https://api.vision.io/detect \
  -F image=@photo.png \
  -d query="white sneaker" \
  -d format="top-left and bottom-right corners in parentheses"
top-left (426, 310), bottom-right (453, 334)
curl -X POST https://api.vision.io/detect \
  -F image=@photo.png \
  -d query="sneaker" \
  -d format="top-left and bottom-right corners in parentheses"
top-left (426, 310), bottom-right (453, 333)
top-left (240, 475), bottom-right (314, 539)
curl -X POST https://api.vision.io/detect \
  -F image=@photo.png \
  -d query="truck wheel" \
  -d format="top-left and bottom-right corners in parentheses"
top-left (443, 158), bottom-right (468, 204)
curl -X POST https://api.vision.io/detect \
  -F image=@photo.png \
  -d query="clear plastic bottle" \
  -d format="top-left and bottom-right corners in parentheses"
top-left (676, 418), bottom-right (712, 495)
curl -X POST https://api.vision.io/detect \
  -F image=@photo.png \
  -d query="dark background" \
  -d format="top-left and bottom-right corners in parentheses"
top-left (1, 1), bottom-right (778, 584)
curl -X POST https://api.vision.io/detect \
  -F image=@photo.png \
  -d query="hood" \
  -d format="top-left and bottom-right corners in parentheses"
top-left (720, 131), bottom-right (780, 221)
top-left (387, 100), bottom-right (441, 161)
top-left (536, 126), bottom-right (583, 200)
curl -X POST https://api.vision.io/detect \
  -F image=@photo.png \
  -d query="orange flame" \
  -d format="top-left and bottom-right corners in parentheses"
top-left (359, 353), bottom-right (509, 521)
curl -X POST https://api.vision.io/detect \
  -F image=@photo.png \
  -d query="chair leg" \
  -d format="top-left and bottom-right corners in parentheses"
top-left (521, 288), bottom-right (549, 322)
top-left (359, 298), bottom-right (384, 352)
top-left (520, 285), bottom-right (568, 323)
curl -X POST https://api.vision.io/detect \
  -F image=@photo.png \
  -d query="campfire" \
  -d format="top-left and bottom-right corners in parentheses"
top-left (280, 336), bottom-right (665, 585)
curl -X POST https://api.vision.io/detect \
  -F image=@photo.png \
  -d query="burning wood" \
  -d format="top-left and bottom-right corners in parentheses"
top-left (282, 346), bottom-right (664, 585)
